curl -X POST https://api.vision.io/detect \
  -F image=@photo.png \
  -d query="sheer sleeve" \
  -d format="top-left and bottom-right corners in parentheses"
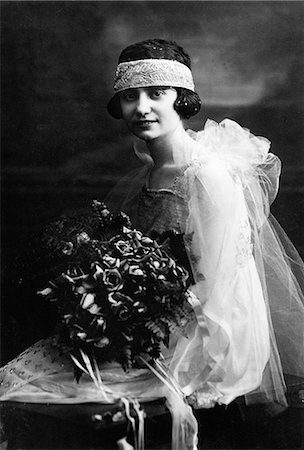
top-left (170, 119), bottom-right (304, 409)
top-left (170, 159), bottom-right (274, 406)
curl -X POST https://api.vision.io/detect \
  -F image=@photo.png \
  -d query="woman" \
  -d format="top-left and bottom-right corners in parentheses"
top-left (106, 38), bottom-right (304, 406)
top-left (1, 38), bottom-right (304, 450)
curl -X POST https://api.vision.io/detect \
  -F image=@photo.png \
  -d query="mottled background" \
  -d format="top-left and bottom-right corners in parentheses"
top-left (1, 1), bottom-right (304, 358)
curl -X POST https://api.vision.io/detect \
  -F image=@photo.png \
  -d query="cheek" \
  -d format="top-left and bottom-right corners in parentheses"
top-left (159, 95), bottom-right (179, 120)
top-left (162, 103), bottom-right (180, 122)
top-left (120, 101), bottom-right (133, 121)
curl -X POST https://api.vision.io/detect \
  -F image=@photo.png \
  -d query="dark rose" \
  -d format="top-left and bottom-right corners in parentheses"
top-left (61, 241), bottom-right (74, 255)
top-left (133, 246), bottom-right (151, 260)
top-left (102, 255), bottom-right (120, 268)
top-left (102, 269), bottom-right (124, 291)
top-left (128, 265), bottom-right (145, 277)
top-left (133, 301), bottom-right (147, 314)
top-left (112, 304), bottom-right (131, 321)
top-left (108, 292), bottom-right (134, 306)
top-left (114, 240), bottom-right (134, 256)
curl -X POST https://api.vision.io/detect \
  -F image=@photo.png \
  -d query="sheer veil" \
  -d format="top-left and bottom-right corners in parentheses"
top-left (107, 118), bottom-right (304, 409)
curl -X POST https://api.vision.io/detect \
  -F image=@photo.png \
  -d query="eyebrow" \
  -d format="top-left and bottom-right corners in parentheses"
top-left (147, 86), bottom-right (171, 91)
top-left (123, 86), bottom-right (171, 93)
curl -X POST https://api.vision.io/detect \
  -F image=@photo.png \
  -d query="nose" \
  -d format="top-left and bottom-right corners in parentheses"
top-left (135, 92), bottom-right (151, 116)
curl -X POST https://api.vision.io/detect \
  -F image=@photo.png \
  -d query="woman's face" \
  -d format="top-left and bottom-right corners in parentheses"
top-left (120, 87), bottom-right (181, 141)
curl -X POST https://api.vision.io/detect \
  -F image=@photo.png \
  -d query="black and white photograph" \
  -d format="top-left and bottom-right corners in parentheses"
top-left (1, 1), bottom-right (304, 449)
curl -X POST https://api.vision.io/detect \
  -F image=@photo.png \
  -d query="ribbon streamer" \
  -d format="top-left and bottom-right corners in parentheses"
top-left (139, 357), bottom-right (198, 450)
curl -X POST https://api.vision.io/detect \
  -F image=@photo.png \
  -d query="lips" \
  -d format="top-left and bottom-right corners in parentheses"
top-left (135, 120), bottom-right (157, 128)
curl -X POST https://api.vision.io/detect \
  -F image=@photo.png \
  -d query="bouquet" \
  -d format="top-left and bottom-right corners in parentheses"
top-left (38, 201), bottom-right (194, 380)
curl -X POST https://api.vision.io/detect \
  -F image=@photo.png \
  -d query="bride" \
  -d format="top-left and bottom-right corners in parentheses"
top-left (1, 38), bottom-right (304, 450)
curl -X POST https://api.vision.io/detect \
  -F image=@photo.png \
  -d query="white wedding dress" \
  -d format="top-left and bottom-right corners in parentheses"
top-left (1, 119), bottom-right (304, 449)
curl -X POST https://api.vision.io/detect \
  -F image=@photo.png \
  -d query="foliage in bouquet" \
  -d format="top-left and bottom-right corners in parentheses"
top-left (38, 201), bottom-right (194, 378)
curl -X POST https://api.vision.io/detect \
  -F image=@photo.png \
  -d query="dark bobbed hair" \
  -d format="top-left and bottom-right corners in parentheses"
top-left (107, 39), bottom-right (201, 120)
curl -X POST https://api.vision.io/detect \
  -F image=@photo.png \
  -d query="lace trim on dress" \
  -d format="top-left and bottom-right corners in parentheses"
top-left (144, 167), bottom-right (188, 199)
top-left (187, 390), bottom-right (221, 409)
top-left (236, 219), bottom-right (253, 267)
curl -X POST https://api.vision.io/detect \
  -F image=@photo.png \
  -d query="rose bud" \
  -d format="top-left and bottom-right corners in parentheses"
top-left (62, 241), bottom-right (74, 255)
top-left (87, 304), bottom-right (101, 315)
top-left (63, 313), bottom-right (73, 321)
top-left (96, 317), bottom-right (106, 327)
top-left (152, 261), bottom-right (160, 269)
top-left (91, 414), bottom-right (103, 422)
top-left (141, 237), bottom-right (153, 245)
top-left (134, 231), bottom-right (142, 240)
top-left (81, 293), bottom-right (95, 309)
top-left (37, 287), bottom-right (53, 296)
top-left (103, 255), bottom-right (119, 267)
top-left (77, 332), bottom-right (87, 340)
top-left (92, 263), bottom-right (104, 281)
top-left (76, 285), bottom-right (86, 294)
top-left (129, 266), bottom-right (144, 276)
top-left (94, 337), bottom-right (110, 348)
top-left (76, 232), bottom-right (90, 244)
top-left (112, 411), bottom-right (124, 422)
top-left (101, 208), bottom-right (110, 217)
top-left (122, 226), bottom-right (132, 234)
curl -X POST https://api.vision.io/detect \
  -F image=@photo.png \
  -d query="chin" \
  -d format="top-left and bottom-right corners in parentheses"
top-left (134, 130), bottom-right (157, 141)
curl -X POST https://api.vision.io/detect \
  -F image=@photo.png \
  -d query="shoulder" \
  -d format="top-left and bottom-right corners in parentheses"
top-left (187, 118), bottom-right (274, 170)
top-left (184, 154), bottom-right (234, 190)
top-left (185, 118), bottom-right (281, 189)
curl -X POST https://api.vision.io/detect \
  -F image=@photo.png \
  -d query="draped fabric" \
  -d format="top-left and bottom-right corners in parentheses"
top-left (179, 120), bottom-right (304, 407)
top-left (107, 118), bottom-right (304, 408)
top-left (1, 119), bottom-right (304, 444)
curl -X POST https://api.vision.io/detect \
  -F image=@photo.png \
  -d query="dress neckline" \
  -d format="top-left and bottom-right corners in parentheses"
top-left (142, 185), bottom-right (176, 195)
top-left (144, 166), bottom-right (187, 194)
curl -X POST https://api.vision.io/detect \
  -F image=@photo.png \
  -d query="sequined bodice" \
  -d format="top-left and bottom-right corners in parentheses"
top-left (134, 186), bottom-right (188, 236)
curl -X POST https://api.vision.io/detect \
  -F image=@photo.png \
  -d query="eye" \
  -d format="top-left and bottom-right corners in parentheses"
top-left (150, 88), bottom-right (166, 98)
top-left (121, 91), bottom-right (137, 102)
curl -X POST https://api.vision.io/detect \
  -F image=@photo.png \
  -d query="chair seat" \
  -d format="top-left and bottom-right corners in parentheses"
top-left (1, 374), bottom-right (303, 449)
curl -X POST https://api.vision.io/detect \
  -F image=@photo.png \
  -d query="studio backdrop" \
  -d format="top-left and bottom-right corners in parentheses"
top-left (1, 1), bottom-right (304, 361)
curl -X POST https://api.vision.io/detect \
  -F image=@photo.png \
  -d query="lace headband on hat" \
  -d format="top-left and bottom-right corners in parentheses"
top-left (113, 59), bottom-right (195, 93)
